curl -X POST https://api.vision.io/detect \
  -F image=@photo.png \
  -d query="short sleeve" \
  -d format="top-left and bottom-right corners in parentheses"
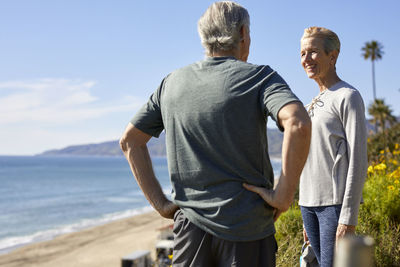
top-left (130, 78), bottom-right (166, 137)
top-left (262, 72), bottom-right (301, 131)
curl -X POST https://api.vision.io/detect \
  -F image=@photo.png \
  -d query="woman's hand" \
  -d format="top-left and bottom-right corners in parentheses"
top-left (336, 223), bottom-right (355, 242)
top-left (303, 226), bottom-right (310, 244)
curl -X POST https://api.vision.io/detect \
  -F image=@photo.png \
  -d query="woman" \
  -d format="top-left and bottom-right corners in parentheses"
top-left (298, 26), bottom-right (367, 266)
top-left (244, 26), bottom-right (368, 267)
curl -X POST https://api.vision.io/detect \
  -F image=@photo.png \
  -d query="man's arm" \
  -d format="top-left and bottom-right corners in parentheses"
top-left (243, 102), bottom-right (311, 212)
top-left (120, 123), bottom-right (178, 219)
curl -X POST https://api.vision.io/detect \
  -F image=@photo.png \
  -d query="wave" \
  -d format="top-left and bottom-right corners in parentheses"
top-left (0, 205), bottom-right (153, 255)
top-left (106, 197), bottom-right (138, 203)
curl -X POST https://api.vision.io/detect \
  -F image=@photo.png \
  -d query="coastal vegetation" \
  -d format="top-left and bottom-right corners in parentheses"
top-left (275, 120), bottom-right (400, 267)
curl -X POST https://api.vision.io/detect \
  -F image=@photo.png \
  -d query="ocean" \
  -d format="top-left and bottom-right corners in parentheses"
top-left (0, 155), bottom-right (281, 255)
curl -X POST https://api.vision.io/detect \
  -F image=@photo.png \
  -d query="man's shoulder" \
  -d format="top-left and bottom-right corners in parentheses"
top-left (232, 60), bottom-right (275, 73)
top-left (165, 59), bottom-right (281, 87)
top-left (227, 61), bottom-right (282, 83)
top-left (175, 58), bottom-right (275, 73)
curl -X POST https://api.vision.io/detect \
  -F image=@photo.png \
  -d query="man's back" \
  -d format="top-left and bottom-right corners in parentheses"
top-left (132, 56), bottom-right (299, 241)
top-left (121, 2), bottom-right (311, 265)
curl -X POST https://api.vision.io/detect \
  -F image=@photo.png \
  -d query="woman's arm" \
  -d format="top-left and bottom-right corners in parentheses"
top-left (337, 90), bottom-right (368, 231)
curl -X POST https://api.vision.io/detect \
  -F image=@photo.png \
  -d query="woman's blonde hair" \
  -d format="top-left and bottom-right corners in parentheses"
top-left (301, 26), bottom-right (340, 55)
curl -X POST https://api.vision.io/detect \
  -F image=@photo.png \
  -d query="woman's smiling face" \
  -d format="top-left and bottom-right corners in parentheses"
top-left (300, 37), bottom-right (336, 82)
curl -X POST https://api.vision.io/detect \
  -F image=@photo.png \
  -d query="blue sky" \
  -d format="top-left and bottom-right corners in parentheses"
top-left (1, 0), bottom-right (399, 155)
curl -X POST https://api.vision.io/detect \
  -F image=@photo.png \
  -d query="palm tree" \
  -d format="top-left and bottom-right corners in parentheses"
top-left (368, 98), bottom-right (397, 136)
top-left (362, 41), bottom-right (384, 100)
top-left (368, 99), bottom-right (396, 133)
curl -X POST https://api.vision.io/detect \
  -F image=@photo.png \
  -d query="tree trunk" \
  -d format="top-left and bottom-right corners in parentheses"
top-left (372, 60), bottom-right (377, 133)
top-left (372, 60), bottom-right (376, 100)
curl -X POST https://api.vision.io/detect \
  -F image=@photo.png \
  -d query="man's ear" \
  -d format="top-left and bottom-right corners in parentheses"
top-left (239, 26), bottom-right (246, 41)
top-left (330, 50), bottom-right (339, 65)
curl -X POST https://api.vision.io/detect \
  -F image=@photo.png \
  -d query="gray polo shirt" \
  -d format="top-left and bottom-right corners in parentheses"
top-left (299, 81), bottom-right (367, 226)
top-left (131, 57), bottom-right (300, 241)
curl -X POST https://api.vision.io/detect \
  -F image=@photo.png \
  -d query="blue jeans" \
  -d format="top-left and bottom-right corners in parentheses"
top-left (300, 205), bottom-right (342, 267)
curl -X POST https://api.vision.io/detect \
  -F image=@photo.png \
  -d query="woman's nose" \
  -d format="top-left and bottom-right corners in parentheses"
top-left (304, 53), bottom-right (312, 62)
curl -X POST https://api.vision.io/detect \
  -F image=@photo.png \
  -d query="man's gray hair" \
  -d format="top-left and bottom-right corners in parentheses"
top-left (198, 1), bottom-right (250, 56)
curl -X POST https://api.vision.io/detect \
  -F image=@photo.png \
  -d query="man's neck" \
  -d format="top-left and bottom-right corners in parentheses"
top-left (210, 49), bottom-right (246, 62)
top-left (211, 51), bottom-right (237, 58)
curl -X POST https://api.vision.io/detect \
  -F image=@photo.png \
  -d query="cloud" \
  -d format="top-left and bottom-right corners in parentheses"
top-left (0, 78), bottom-right (142, 124)
top-left (0, 78), bottom-right (147, 155)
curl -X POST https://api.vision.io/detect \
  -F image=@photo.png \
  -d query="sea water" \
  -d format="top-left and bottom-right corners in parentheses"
top-left (0, 155), bottom-right (281, 255)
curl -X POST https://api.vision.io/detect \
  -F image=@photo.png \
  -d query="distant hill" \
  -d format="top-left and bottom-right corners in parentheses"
top-left (40, 140), bottom-right (123, 156)
top-left (38, 117), bottom-right (383, 159)
top-left (40, 129), bottom-right (284, 158)
top-left (40, 132), bottom-right (166, 157)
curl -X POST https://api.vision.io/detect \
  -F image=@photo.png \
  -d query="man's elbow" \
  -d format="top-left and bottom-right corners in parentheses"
top-left (119, 136), bottom-right (128, 153)
top-left (288, 113), bottom-right (311, 140)
top-left (297, 115), bottom-right (311, 141)
top-left (280, 104), bottom-right (311, 139)
top-left (119, 132), bottom-right (135, 154)
top-left (119, 126), bottom-right (152, 155)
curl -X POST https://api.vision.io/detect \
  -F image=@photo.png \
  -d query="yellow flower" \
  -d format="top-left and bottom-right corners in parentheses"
top-left (395, 143), bottom-right (399, 150)
top-left (380, 150), bottom-right (385, 154)
top-left (388, 185), bottom-right (395, 190)
top-left (389, 169), bottom-right (400, 179)
top-left (368, 165), bottom-right (374, 174)
top-left (374, 163), bottom-right (387, 171)
top-left (395, 180), bottom-right (399, 184)
top-left (392, 160), bottom-right (399, 166)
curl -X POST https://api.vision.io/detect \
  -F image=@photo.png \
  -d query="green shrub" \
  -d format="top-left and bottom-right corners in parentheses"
top-left (275, 204), bottom-right (303, 267)
top-left (368, 122), bottom-right (400, 165)
top-left (363, 173), bottom-right (400, 224)
top-left (358, 206), bottom-right (400, 266)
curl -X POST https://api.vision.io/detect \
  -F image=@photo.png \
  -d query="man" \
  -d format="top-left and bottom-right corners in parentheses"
top-left (120, 2), bottom-right (311, 266)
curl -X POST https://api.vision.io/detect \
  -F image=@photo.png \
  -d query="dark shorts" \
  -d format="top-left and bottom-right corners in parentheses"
top-left (172, 209), bottom-right (277, 267)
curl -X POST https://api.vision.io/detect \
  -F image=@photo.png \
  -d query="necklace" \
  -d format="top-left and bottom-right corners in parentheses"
top-left (306, 89), bottom-right (327, 117)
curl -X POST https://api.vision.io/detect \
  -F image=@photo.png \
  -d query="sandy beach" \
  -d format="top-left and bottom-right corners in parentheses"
top-left (0, 211), bottom-right (172, 267)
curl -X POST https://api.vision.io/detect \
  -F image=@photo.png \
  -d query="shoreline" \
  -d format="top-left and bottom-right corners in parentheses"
top-left (0, 211), bottom-right (172, 267)
top-left (0, 206), bottom-right (155, 256)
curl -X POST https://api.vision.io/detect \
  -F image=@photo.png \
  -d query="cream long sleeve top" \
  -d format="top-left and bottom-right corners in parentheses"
top-left (299, 81), bottom-right (368, 226)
